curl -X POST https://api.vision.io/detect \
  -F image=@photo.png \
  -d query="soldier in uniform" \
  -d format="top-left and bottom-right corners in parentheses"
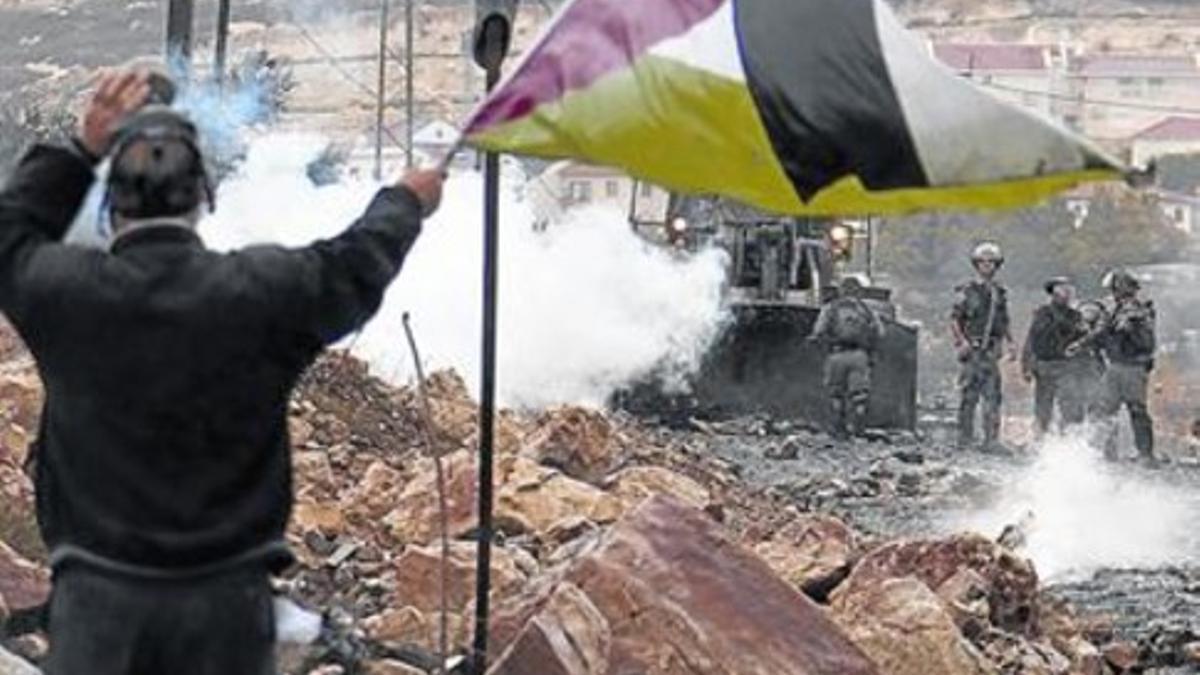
top-left (1075, 270), bottom-right (1157, 463)
top-left (951, 242), bottom-right (1016, 450)
top-left (810, 276), bottom-right (885, 438)
top-left (1062, 300), bottom-right (1108, 426)
top-left (1021, 277), bottom-right (1086, 436)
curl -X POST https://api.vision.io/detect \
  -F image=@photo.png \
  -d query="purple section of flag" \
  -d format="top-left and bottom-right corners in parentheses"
top-left (466, 0), bottom-right (727, 133)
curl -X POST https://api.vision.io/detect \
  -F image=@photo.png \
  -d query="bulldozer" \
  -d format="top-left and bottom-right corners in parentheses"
top-left (618, 194), bottom-right (919, 429)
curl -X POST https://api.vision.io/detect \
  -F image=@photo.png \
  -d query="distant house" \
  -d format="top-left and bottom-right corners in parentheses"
top-left (526, 160), bottom-right (670, 225)
top-left (931, 42), bottom-right (1061, 120)
top-left (1130, 116), bottom-right (1200, 168)
top-left (1068, 53), bottom-right (1200, 141)
top-left (1155, 188), bottom-right (1200, 235)
top-left (1061, 183), bottom-right (1200, 235)
top-left (413, 120), bottom-right (458, 155)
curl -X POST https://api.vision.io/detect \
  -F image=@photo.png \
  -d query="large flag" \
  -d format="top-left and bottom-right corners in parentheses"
top-left (460, 0), bottom-right (1129, 216)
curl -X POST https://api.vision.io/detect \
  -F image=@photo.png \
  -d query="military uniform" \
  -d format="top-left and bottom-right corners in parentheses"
top-left (812, 295), bottom-right (885, 437)
top-left (952, 280), bottom-right (1010, 447)
top-left (1094, 297), bottom-right (1156, 459)
top-left (1022, 302), bottom-right (1086, 433)
top-left (1063, 304), bottom-right (1107, 426)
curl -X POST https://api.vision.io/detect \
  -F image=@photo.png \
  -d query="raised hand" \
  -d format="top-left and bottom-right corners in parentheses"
top-left (399, 168), bottom-right (447, 218)
top-left (78, 70), bottom-right (151, 158)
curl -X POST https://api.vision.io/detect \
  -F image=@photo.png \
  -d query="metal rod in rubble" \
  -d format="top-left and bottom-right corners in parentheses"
top-left (375, 0), bottom-right (391, 181)
top-left (401, 313), bottom-right (452, 674)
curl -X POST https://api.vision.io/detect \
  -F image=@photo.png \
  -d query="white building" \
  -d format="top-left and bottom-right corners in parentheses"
top-left (412, 120), bottom-right (461, 160)
top-left (1155, 189), bottom-right (1200, 235)
top-left (1067, 54), bottom-right (1200, 142)
top-left (526, 160), bottom-right (671, 226)
top-left (931, 43), bottom-right (1062, 121)
top-left (1130, 116), bottom-right (1200, 168)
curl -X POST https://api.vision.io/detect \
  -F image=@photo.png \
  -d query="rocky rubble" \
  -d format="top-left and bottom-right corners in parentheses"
top-left (0, 347), bottom-right (1179, 674)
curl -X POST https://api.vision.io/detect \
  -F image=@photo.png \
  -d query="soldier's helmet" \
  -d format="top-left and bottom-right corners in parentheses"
top-left (1078, 300), bottom-right (1106, 327)
top-left (1044, 276), bottom-right (1072, 294)
top-left (840, 274), bottom-right (868, 292)
top-left (970, 241), bottom-right (1004, 266)
top-left (106, 105), bottom-right (213, 221)
top-left (1102, 269), bottom-right (1140, 294)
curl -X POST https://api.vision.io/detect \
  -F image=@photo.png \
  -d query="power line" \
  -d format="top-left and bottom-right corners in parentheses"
top-left (292, 23), bottom-right (408, 149)
top-left (978, 79), bottom-right (1200, 116)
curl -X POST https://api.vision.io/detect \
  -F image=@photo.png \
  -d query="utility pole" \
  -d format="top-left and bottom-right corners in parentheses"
top-left (405, 0), bottom-right (415, 168)
top-left (375, 0), bottom-right (391, 181)
top-left (214, 0), bottom-right (232, 87)
top-left (166, 0), bottom-right (195, 68)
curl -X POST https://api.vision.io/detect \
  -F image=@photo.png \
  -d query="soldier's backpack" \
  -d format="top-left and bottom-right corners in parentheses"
top-left (831, 299), bottom-right (878, 349)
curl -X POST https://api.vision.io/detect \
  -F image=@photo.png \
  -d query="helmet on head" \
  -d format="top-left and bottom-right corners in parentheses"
top-left (840, 274), bottom-right (866, 292)
top-left (105, 105), bottom-right (213, 221)
top-left (1102, 269), bottom-right (1139, 294)
top-left (1043, 276), bottom-right (1072, 295)
top-left (970, 241), bottom-right (1004, 266)
top-left (1078, 300), bottom-right (1105, 325)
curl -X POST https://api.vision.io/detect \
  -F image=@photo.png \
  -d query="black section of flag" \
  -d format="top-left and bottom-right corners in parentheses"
top-left (733, 0), bottom-right (928, 200)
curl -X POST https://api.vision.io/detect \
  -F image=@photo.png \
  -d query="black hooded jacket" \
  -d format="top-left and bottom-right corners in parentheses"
top-left (0, 144), bottom-right (423, 573)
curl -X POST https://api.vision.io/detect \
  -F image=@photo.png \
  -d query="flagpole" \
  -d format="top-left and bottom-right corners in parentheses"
top-left (470, 3), bottom-right (518, 673)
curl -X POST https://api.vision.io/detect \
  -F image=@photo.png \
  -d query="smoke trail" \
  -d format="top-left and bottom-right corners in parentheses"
top-left (951, 433), bottom-right (1200, 580)
top-left (202, 133), bottom-right (730, 408)
top-left (65, 60), bottom-right (279, 245)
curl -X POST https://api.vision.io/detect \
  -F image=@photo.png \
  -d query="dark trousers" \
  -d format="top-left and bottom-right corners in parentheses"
top-left (824, 349), bottom-right (872, 435)
top-left (1094, 362), bottom-right (1154, 459)
top-left (1033, 360), bottom-right (1085, 434)
top-left (958, 351), bottom-right (1002, 446)
top-left (45, 564), bottom-right (276, 675)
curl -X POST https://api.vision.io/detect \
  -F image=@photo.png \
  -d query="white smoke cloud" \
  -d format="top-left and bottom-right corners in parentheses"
top-left (952, 432), bottom-right (1200, 581)
top-left (201, 133), bottom-right (729, 408)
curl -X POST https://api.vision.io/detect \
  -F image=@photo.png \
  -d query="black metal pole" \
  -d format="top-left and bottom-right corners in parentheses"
top-left (471, 60), bottom-right (502, 675)
top-left (214, 0), bottom-right (232, 86)
top-left (165, 0), bottom-right (194, 65)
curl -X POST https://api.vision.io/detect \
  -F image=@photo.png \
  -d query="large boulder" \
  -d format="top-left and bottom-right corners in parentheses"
top-left (496, 457), bottom-right (624, 536)
top-left (385, 452), bottom-right (622, 546)
top-left (605, 466), bottom-right (710, 511)
top-left (523, 407), bottom-right (620, 484)
top-left (292, 451), bottom-right (338, 502)
top-left (491, 495), bottom-right (880, 675)
top-left (832, 576), bottom-right (998, 675)
top-left (976, 632), bottom-right (1072, 675)
top-left (488, 583), bottom-right (611, 675)
top-left (835, 534), bottom-right (1040, 635)
top-left (366, 542), bottom-right (528, 650)
top-left (385, 450), bottom-right (481, 545)
top-left (394, 542), bottom-right (526, 614)
top-left (342, 460), bottom-right (407, 522)
top-left (291, 501), bottom-right (347, 538)
top-left (0, 540), bottom-right (48, 613)
top-left (422, 371), bottom-right (523, 455)
top-left (754, 513), bottom-right (860, 601)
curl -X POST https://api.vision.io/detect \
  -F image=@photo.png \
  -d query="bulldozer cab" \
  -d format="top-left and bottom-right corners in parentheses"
top-left (728, 220), bottom-right (833, 304)
top-left (622, 193), bottom-right (918, 429)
